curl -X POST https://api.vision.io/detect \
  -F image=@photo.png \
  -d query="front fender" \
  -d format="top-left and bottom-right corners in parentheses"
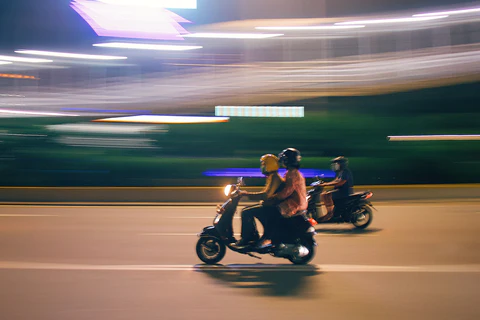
top-left (198, 226), bottom-right (221, 238)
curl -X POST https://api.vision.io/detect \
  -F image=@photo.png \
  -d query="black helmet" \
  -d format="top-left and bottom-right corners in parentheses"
top-left (278, 148), bottom-right (301, 168)
top-left (331, 156), bottom-right (348, 171)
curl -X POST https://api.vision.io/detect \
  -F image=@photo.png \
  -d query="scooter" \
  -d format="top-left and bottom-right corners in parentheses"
top-left (196, 178), bottom-right (318, 265)
top-left (307, 178), bottom-right (375, 229)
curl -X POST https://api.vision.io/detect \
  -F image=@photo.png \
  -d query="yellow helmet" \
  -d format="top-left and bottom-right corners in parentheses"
top-left (260, 154), bottom-right (279, 174)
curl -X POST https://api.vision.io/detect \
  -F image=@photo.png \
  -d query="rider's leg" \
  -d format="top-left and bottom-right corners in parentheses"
top-left (257, 206), bottom-right (282, 248)
top-left (235, 205), bottom-right (262, 246)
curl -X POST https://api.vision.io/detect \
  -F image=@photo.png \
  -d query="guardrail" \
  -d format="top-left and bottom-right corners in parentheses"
top-left (0, 184), bottom-right (478, 204)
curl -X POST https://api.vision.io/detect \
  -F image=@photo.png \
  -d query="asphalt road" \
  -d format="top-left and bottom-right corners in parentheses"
top-left (0, 202), bottom-right (479, 320)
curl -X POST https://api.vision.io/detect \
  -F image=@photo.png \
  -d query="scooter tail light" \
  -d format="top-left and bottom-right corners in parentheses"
top-left (364, 192), bottom-right (373, 199)
top-left (308, 218), bottom-right (318, 226)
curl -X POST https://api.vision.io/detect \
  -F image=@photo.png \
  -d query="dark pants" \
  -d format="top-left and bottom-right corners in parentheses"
top-left (240, 204), bottom-right (280, 241)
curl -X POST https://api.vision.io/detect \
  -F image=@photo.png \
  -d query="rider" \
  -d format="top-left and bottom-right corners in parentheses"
top-left (258, 148), bottom-right (308, 248)
top-left (318, 156), bottom-right (354, 222)
top-left (233, 154), bottom-right (285, 247)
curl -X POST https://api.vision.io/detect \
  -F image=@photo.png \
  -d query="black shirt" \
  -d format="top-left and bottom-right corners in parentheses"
top-left (334, 168), bottom-right (354, 198)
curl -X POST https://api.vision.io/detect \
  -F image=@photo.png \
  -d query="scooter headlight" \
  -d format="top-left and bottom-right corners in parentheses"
top-left (224, 184), bottom-right (234, 196)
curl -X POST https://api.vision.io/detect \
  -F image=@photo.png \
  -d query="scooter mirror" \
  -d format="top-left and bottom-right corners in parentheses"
top-left (237, 177), bottom-right (244, 186)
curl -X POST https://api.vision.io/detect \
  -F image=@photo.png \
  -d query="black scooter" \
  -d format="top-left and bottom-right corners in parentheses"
top-left (196, 178), bottom-right (318, 265)
top-left (307, 178), bottom-right (375, 229)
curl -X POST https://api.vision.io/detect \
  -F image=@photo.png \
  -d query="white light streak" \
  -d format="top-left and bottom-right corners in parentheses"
top-left (335, 15), bottom-right (448, 25)
top-left (182, 33), bottom-right (284, 39)
top-left (388, 135), bottom-right (480, 141)
top-left (0, 55), bottom-right (52, 63)
top-left (15, 50), bottom-right (127, 60)
top-left (46, 123), bottom-right (164, 134)
top-left (255, 25), bottom-right (365, 31)
top-left (94, 115), bottom-right (229, 124)
top-left (413, 7), bottom-right (480, 17)
top-left (0, 61), bottom-right (13, 65)
top-left (0, 109), bottom-right (78, 117)
top-left (93, 42), bottom-right (203, 51)
top-left (97, 0), bottom-right (197, 9)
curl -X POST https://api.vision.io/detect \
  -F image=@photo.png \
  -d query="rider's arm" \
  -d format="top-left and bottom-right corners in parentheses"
top-left (247, 175), bottom-right (281, 201)
top-left (323, 177), bottom-right (346, 188)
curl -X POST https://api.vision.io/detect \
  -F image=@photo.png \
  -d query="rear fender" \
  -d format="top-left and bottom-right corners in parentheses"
top-left (303, 232), bottom-right (317, 247)
top-left (359, 200), bottom-right (377, 211)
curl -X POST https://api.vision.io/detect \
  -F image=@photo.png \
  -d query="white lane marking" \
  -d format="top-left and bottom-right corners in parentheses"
top-left (140, 232), bottom-right (377, 237)
top-left (7, 205), bottom-right (199, 209)
top-left (0, 261), bottom-right (478, 273)
top-left (0, 214), bottom-right (58, 217)
top-left (141, 233), bottom-right (220, 236)
top-left (166, 217), bottom-right (241, 219)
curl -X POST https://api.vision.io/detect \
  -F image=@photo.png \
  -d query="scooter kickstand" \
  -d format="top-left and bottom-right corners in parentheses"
top-left (246, 252), bottom-right (262, 259)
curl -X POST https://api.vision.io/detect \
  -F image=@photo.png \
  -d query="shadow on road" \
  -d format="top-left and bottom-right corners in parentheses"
top-left (194, 264), bottom-right (321, 297)
top-left (315, 227), bottom-right (383, 236)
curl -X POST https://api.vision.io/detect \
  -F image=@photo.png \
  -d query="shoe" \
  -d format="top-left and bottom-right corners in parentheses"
top-left (224, 236), bottom-right (237, 244)
top-left (233, 238), bottom-right (256, 247)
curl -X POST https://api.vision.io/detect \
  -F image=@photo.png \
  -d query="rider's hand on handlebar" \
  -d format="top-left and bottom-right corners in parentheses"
top-left (238, 190), bottom-right (248, 196)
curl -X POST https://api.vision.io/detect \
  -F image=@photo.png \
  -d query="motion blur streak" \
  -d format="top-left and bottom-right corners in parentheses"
top-left (94, 115), bottom-right (229, 124)
top-left (334, 15), bottom-right (449, 25)
top-left (388, 135), bottom-right (480, 141)
top-left (3, 46), bottom-right (479, 111)
top-left (15, 50), bottom-right (128, 60)
top-left (93, 43), bottom-right (202, 51)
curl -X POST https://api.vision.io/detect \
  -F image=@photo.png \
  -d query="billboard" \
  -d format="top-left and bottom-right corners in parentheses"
top-left (70, 0), bottom-right (196, 40)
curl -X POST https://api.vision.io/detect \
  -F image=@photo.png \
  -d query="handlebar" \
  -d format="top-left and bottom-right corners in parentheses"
top-left (310, 180), bottom-right (325, 187)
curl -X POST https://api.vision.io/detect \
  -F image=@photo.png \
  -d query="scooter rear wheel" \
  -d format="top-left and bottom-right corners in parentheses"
top-left (352, 206), bottom-right (373, 229)
top-left (196, 236), bottom-right (226, 264)
top-left (288, 240), bottom-right (316, 265)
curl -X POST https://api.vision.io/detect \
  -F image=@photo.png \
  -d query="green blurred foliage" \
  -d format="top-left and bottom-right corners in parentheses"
top-left (0, 83), bottom-right (479, 186)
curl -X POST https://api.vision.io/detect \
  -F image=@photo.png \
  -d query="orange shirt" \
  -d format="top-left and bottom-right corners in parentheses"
top-left (275, 168), bottom-right (307, 217)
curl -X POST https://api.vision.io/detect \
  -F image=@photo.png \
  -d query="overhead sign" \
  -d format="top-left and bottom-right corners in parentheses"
top-left (70, 0), bottom-right (196, 40)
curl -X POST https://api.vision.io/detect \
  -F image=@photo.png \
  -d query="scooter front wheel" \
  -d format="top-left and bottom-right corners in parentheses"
top-left (196, 236), bottom-right (226, 264)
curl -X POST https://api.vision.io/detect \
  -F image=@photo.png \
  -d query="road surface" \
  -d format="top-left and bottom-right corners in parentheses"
top-left (0, 202), bottom-right (479, 320)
